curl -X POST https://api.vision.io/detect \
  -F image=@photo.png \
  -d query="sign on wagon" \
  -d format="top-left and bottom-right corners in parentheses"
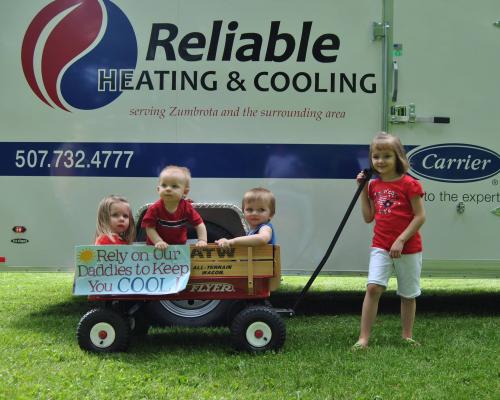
top-left (73, 245), bottom-right (190, 296)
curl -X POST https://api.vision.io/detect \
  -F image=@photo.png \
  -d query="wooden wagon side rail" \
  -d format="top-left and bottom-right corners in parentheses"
top-left (189, 244), bottom-right (281, 294)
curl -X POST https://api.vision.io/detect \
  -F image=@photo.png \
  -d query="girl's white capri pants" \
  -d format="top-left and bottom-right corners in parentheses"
top-left (367, 247), bottom-right (422, 298)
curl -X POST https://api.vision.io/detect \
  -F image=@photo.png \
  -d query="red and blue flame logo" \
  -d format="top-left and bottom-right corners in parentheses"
top-left (21, 0), bottom-right (137, 111)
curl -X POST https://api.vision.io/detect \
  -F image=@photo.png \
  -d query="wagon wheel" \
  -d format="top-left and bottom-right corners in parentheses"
top-left (77, 308), bottom-right (130, 353)
top-left (230, 306), bottom-right (286, 353)
top-left (129, 311), bottom-right (151, 336)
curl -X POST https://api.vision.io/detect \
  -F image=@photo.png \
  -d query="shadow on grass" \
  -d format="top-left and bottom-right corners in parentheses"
top-left (11, 296), bottom-right (89, 331)
top-left (271, 291), bottom-right (500, 316)
top-left (12, 296), bottom-right (234, 352)
top-left (33, 296), bottom-right (90, 316)
top-left (10, 290), bottom-right (500, 351)
top-left (5, 297), bottom-right (90, 347)
top-left (131, 328), bottom-right (233, 354)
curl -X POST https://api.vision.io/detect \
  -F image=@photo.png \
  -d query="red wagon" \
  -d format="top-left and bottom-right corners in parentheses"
top-left (76, 244), bottom-right (287, 353)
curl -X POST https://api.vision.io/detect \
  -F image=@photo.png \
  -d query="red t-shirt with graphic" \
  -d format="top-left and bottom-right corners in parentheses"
top-left (368, 174), bottom-right (424, 254)
top-left (141, 199), bottom-right (203, 245)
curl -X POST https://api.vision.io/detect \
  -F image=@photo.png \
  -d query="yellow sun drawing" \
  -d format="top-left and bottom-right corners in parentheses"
top-left (78, 248), bottom-right (96, 264)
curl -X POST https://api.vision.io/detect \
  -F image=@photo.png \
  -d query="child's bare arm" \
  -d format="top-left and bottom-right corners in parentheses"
top-left (216, 225), bottom-right (272, 247)
top-left (390, 196), bottom-right (426, 258)
top-left (356, 172), bottom-right (374, 223)
top-left (195, 223), bottom-right (207, 246)
top-left (145, 227), bottom-right (168, 249)
top-left (360, 190), bottom-right (375, 223)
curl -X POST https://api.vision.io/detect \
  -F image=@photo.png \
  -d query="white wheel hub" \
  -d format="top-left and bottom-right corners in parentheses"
top-left (246, 321), bottom-right (272, 347)
top-left (90, 322), bottom-right (116, 348)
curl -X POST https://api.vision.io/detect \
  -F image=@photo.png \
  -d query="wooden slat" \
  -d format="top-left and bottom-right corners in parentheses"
top-left (269, 245), bottom-right (281, 291)
top-left (189, 244), bottom-right (274, 261)
top-left (247, 247), bottom-right (254, 294)
top-left (188, 245), bottom-right (281, 290)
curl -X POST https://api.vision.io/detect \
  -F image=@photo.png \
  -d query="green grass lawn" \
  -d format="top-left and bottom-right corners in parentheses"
top-left (1, 273), bottom-right (500, 399)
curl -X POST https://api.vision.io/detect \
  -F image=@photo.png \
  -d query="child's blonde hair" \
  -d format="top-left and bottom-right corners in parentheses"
top-left (242, 187), bottom-right (276, 217)
top-left (369, 132), bottom-right (409, 175)
top-left (96, 195), bottom-right (136, 244)
top-left (159, 165), bottom-right (192, 187)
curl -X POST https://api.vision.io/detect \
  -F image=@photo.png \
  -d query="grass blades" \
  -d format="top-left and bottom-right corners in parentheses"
top-left (1, 273), bottom-right (500, 399)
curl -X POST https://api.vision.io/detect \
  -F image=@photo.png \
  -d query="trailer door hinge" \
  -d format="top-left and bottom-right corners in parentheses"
top-left (390, 103), bottom-right (450, 125)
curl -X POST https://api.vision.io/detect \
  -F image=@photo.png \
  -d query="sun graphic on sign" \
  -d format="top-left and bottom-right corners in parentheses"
top-left (78, 248), bottom-right (96, 264)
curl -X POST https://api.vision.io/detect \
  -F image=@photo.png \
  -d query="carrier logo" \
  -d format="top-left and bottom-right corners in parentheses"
top-left (21, 0), bottom-right (137, 111)
top-left (408, 144), bottom-right (500, 182)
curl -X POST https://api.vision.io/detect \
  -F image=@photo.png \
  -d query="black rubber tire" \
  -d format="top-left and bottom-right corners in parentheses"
top-left (230, 306), bottom-right (286, 353)
top-left (77, 308), bottom-right (130, 353)
top-left (188, 220), bottom-right (234, 242)
top-left (146, 299), bottom-right (235, 327)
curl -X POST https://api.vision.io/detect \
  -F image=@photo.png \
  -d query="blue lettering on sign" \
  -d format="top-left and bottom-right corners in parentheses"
top-left (408, 143), bottom-right (500, 182)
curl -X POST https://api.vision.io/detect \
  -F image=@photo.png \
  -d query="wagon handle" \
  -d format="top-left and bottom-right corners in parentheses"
top-left (292, 168), bottom-right (373, 312)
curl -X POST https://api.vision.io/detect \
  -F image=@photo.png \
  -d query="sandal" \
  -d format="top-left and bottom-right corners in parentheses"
top-left (351, 342), bottom-right (368, 351)
top-left (402, 337), bottom-right (420, 347)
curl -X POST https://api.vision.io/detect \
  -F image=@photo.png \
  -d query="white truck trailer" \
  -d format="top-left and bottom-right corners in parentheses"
top-left (1, 0), bottom-right (499, 322)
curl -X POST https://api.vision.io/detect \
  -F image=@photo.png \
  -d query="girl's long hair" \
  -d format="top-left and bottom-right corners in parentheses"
top-left (369, 132), bottom-right (409, 175)
top-left (95, 195), bottom-right (136, 243)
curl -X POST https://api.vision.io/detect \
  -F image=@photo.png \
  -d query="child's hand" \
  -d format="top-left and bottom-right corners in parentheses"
top-left (196, 239), bottom-right (207, 247)
top-left (154, 240), bottom-right (168, 250)
top-left (215, 238), bottom-right (231, 248)
top-left (356, 171), bottom-right (368, 185)
top-left (389, 239), bottom-right (404, 258)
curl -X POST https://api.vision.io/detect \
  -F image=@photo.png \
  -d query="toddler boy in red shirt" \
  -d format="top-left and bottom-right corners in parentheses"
top-left (141, 165), bottom-right (207, 249)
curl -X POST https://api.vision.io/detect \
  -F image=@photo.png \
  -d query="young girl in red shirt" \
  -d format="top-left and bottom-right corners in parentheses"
top-left (95, 195), bottom-right (136, 245)
top-left (353, 133), bottom-right (426, 350)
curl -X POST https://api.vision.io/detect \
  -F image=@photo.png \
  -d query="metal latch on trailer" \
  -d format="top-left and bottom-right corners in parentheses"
top-left (390, 103), bottom-right (450, 124)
